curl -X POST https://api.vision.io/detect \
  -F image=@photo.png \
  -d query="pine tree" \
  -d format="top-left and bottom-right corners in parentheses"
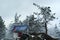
top-left (0, 16), bottom-right (5, 39)
top-left (33, 3), bottom-right (55, 34)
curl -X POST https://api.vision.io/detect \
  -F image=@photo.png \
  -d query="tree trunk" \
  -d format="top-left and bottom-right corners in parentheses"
top-left (45, 22), bottom-right (47, 34)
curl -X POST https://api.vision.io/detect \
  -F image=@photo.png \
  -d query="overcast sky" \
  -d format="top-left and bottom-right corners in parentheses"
top-left (0, 0), bottom-right (60, 27)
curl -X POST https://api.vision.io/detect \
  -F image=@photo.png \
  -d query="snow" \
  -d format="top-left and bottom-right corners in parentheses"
top-left (48, 26), bottom-right (60, 38)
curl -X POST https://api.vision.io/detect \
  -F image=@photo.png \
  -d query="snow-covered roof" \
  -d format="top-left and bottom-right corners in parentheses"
top-left (15, 25), bottom-right (27, 30)
top-left (13, 25), bottom-right (28, 32)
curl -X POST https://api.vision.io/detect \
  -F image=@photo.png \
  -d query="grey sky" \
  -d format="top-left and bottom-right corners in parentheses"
top-left (0, 0), bottom-right (60, 27)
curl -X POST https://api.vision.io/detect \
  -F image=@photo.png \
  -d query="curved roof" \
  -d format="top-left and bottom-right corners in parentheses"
top-left (13, 25), bottom-right (28, 32)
